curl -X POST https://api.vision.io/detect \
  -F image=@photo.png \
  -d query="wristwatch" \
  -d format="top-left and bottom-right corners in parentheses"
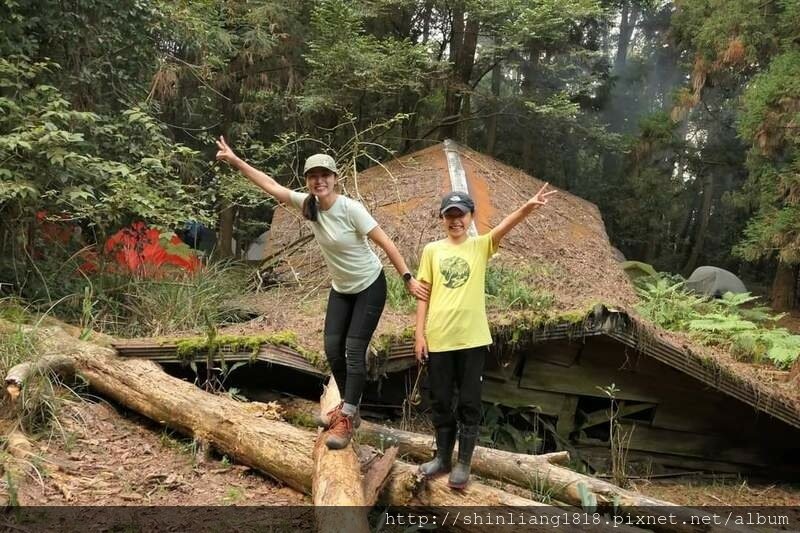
top-left (403, 272), bottom-right (413, 283)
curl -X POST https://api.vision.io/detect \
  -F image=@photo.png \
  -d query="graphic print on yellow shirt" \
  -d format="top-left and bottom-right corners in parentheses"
top-left (417, 233), bottom-right (496, 352)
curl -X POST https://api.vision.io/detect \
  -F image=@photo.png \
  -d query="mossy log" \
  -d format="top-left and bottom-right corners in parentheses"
top-left (0, 321), bottom-right (605, 532)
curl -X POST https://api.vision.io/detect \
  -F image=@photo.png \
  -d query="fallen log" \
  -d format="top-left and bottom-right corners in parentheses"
top-left (3, 320), bottom-right (745, 533)
top-left (1, 426), bottom-right (36, 505)
top-left (312, 378), bottom-right (394, 533)
top-left (280, 398), bottom-right (748, 533)
top-left (0, 325), bottom-right (568, 517)
top-left (5, 354), bottom-right (75, 402)
top-left (358, 419), bottom-right (707, 528)
top-left (355, 420), bottom-right (671, 506)
top-left (281, 398), bottom-right (572, 487)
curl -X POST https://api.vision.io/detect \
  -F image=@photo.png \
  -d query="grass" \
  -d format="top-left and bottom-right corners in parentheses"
top-left (385, 272), bottom-right (416, 313)
top-left (527, 471), bottom-right (558, 504)
top-left (485, 265), bottom-right (554, 312)
top-left (223, 486), bottom-right (245, 504)
top-left (119, 261), bottom-right (251, 337)
top-left (0, 313), bottom-right (83, 439)
top-left (4, 253), bottom-right (253, 339)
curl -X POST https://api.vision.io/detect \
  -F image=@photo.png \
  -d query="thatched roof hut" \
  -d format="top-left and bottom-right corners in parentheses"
top-left (120, 141), bottom-right (800, 477)
top-left (259, 141), bottom-right (800, 476)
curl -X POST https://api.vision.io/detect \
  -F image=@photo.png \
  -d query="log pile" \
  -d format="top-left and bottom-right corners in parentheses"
top-left (1, 318), bottom-right (750, 533)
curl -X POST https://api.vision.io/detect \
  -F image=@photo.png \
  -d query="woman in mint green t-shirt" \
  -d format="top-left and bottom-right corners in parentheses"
top-left (216, 136), bottom-right (429, 449)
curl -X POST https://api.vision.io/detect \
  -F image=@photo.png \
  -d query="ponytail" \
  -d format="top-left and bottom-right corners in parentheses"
top-left (302, 194), bottom-right (319, 222)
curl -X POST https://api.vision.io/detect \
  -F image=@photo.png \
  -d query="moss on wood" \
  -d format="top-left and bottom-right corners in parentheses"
top-left (165, 331), bottom-right (328, 371)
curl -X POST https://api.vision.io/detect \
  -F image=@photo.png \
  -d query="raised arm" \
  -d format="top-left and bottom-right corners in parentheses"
top-left (490, 182), bottom-right (557, 248)
top-left (215, 136), bottom-right (293, 205)
top-left (368, 226), bottom-right (430, 301)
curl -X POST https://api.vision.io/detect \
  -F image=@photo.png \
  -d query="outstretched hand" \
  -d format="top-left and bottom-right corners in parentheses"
top-left (526, 182), bottom-right (558, 209)
top-left (215, 136), bottom-right (238, 165)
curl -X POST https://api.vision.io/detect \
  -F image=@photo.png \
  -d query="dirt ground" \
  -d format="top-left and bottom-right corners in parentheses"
top-left (3, 394), bottom-right (799, 533)
top-left (636, 477), bottom-right (800, 507)
top-left (777, 310), bottom-right (800, 335)
top-left (4, 399), bottom-right (308, 507)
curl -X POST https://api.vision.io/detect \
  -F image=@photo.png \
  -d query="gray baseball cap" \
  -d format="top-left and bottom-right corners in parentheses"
top-left (440, 191), bottom-right (475, 215)
top-left (303, 153), bottom-right (337, 175)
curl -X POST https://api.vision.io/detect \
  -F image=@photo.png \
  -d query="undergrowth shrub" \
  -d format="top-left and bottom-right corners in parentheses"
top-left (485, 265), bottom-right (554, 311)
top-left (2, 250), bottom-right (251, 338)
top-left (635, 275), bottom-right (800, 369)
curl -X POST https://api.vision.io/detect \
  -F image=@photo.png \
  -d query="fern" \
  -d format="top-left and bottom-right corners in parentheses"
top-left (688, 315), bottom-right (757, 332)
top-left (636, 273), bottom-right (799, 369)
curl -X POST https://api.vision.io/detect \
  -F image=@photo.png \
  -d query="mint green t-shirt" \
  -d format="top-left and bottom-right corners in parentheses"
top-left (289, 191), bottom-right (382, 294)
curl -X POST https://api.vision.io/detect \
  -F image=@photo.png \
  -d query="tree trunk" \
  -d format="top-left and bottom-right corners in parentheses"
top-left (614, 1), bottom-right (639, 74)
top-left (682, 173), bottom-right (713, 275)
top-left (440, 6), bottom-right (479, 140)
top-left (521, 44), bottom-right (539, 174)
top-left (216, 202), bottom-right (235, 258)
top-left (771, 262), bottom-right (797, 311)
top-left (485, 42), bottom-right (503, 155)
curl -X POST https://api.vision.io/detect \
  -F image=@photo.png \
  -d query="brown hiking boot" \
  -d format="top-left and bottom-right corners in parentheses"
top-left (316, 401), bottom-right (361, 429)
top-left (325, 411), bottom-right (354, 450)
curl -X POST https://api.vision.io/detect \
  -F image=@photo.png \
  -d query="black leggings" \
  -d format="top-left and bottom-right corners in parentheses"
top-left (323, 270), bottom-right (387, 406)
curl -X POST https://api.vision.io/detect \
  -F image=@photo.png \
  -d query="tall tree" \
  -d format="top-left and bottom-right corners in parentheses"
top-left (673, 0), bottom-right (800, 308)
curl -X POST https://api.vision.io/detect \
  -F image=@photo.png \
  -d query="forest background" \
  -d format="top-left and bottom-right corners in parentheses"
top-left (1, 0), bottom-right (799, 314)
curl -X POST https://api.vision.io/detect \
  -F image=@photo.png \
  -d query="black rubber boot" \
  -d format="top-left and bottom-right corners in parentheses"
top-left (448, 425), bottom-right (478, 489)
top-left (419, 426), bottom-right (456, 478)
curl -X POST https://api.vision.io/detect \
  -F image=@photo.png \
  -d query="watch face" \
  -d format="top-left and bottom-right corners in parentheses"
top-left (403, 273), bottom-right (412, 281)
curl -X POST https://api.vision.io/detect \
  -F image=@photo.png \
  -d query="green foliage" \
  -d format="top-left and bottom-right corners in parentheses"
top-left (635, 276), bottom-right (707, 330)
top-left (734, 50), bottom-right (800, 264)
top-left (0, 57), bottom-right (210, 240)
top-left (302, 0), bottom-right (432, 111)
top-left (385, 272), bottom-right (416, 314)
top-left (480, 403), bottom-right (542, 454)
top-left (673, 0), bottom-right (800, 287)
top-left (636, 274), bottom-right (800, 369)
top-left (485, 265), bottom-right (554, 312)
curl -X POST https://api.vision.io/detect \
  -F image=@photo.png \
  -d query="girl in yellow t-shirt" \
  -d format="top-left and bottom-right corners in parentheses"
top-left (415, 184), bottom-right (556, 489)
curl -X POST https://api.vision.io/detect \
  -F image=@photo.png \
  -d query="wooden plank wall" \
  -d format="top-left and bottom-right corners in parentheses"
top-left (480, 336), bottom-right (800, 475)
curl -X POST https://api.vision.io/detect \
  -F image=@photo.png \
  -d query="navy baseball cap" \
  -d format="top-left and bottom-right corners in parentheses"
top-left (439, 192), bottom-right (475, 215)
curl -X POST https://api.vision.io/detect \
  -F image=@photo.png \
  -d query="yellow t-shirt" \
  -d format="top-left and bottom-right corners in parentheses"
top-left (417, 233), bottom-right (497, 352)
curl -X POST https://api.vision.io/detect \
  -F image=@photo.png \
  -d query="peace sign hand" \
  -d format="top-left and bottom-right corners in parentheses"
top-left (526, 182), bottom-right (557, 209)
top-left (215, 136), bottom-right (238, 165)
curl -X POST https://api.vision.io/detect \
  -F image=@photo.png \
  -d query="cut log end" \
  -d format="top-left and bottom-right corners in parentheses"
top-left (6, 383), bottom-right (21, 402)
